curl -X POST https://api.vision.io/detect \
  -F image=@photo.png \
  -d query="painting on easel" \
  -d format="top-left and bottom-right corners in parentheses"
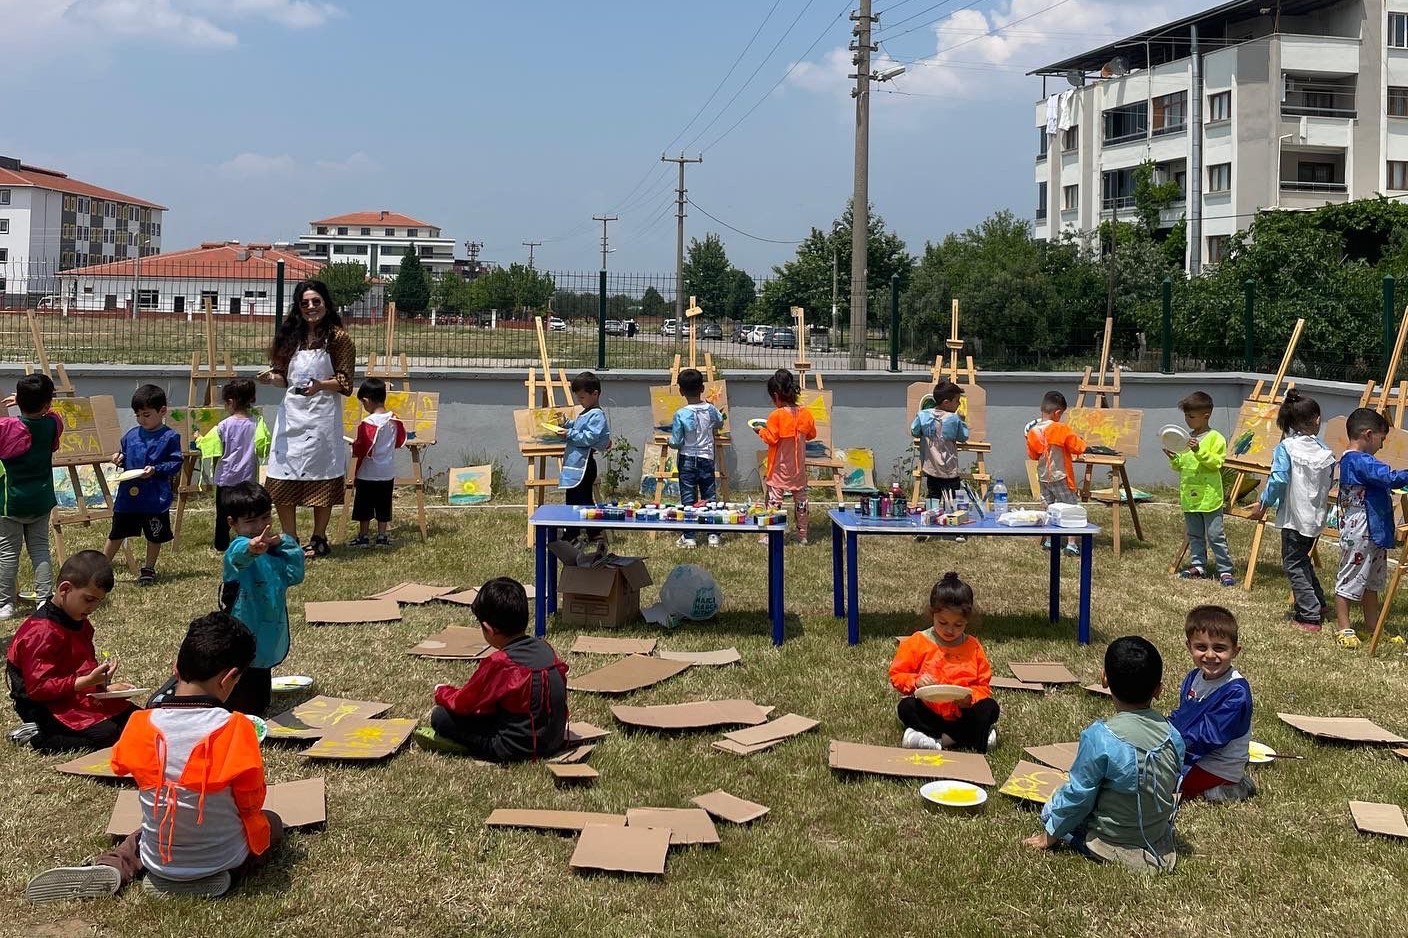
top-left (1227, 399), bottom-right (1283, 469)
top-left (649, 382), bottom-right (731, 435)
top-left (639, 446), bottom-right (681, 502)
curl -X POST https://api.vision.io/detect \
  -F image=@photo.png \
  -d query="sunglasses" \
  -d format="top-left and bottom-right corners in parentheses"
top-left (300, 297), bottom-right (325, 308)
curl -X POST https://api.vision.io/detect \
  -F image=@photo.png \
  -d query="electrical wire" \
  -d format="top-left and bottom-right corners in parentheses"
top-left (876, 0), bottom-right (983, 45)
top-left (689, 200), bottom-right (804, 244)
top-left (874, 0), bottom-right (961, 39)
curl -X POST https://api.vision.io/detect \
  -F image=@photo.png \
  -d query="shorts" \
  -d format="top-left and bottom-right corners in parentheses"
top-left (108, 510), bottom-right (173, 544)
top-left (924, 475), bottom-right (961, 499)
top-left (1336, 519), bottom-right (1386, 600)
top-left (1040, 480), bottom-right (1078, 506)
top-left (352, 479), bottom-right (394, 523)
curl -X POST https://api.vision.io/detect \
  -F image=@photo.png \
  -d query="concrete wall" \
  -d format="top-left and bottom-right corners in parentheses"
top-left (8, 365), bottom-right (1373, 497)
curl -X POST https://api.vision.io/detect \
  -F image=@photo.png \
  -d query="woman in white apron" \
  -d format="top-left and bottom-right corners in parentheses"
top-left (257, 280), bottom-right (356, 558)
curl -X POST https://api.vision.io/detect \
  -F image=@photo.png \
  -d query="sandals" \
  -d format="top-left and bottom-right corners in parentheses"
top-left (303, 535), bottom-right (332, 559)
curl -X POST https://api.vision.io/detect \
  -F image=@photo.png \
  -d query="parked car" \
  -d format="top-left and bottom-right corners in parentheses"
top-left (36, 295), bottom-right (62, 311)
top-left (732, 323), bottom-right (753, 343)
top-left (763, 327), bottom-right (797, 349)
top-left (745, 325), bottom-right (771, 345)
top-left (605, 319), bottom-right (626, 336)
top-left (548, 316), bottom-right (567, 331)
top-left (661, 318), bottom-right (679, 336)
top-left (700, 321), bottom-right (724, 340)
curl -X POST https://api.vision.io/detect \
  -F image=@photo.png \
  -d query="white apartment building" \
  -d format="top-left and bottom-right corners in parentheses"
top-left (297, 210), bottom-right (456, 277)
top-left (1031, 0), bottom-right (1408, 271)
top-left (0, 155), bottom-right (165, 304)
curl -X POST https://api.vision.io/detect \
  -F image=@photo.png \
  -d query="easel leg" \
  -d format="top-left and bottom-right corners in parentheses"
top-left (1108, 492), bottom-right (1121, 558)
top-left (413, 447), bottom-right (427, 540)
top-left (1169, 539), bottom-right (1189, 574)
top-left (1241, 520), bottom-right (1266, 592)
top-left (1369, 542), bottom-right (1408, 654)
top-left (1119, 467), bottom-right (1144, 541)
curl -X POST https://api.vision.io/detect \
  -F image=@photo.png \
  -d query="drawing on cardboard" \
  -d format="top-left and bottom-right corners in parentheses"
top-left (1064, 408), bottom-right (1143, 456)
top-left (649, 382), bottom-right (731, 435)
top-left (266, 697), bottom-right (393, 740)
top-left (343, 390), bottom-right (439, 443)
top-left (514, 405), bottom-right (582, 444)
top-left (998, 760), bottom-right (1069, 804)
top-left (447, 465), bottom-right (493, 506)
top-left (55, 747), bottom-right (124, 780)
top-left (1228, 400), bottom-right (1282, 467)
top-left (907, 381), bottom-right (988, 441)
top-left (50, 464), bottom-right (119, 509)
top-left (305, 718), bottom-right (416, 760)
top-left (836, 448), bottom-right (876, 492)
top-left (49, 396), bottom-right (122, 468)
top-left (639, 444), bottom-right (680, 501)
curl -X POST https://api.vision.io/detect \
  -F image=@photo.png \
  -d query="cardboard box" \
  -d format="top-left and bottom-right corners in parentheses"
top-left (558, 557), bottom-right (652, 627)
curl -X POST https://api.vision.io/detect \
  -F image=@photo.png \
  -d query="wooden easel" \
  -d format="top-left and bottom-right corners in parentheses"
top-left (520, 316), bottom-right (572, 547)
top-left (25, 312), bottom-right (75, 396)
top-left (793, 306), bottom-right (844, 503)
top-left (366, 301), bottom-right (410, 388)
top-left (1361, 309), bottom-right (1408, 653)
top-left (1070, 318), bottom-right (1144, 556)
top-left (909, 300), bottom-right (991, 504)
top-left (47, 396), bottom-right (136, 575)
top-left (648, 296), bottom-right (731, 511)
top-left (172, 299), bottom-right (236, 548)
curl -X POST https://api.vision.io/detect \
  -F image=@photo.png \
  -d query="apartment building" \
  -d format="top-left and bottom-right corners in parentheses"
top-left (297, 210), bottom-right (456, 277)
top-left (1031, 0), bottom-right (1408, 271)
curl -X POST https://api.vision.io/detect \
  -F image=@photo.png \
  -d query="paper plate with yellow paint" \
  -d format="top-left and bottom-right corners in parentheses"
top-left (919, 780), bottom-right (987, 809)
top-left (915, 684), bottom-right (972, 704)
top-left (1247, 741), bottom-right (1276, 764)
top-left (271, 674), bottom-right (314, 692)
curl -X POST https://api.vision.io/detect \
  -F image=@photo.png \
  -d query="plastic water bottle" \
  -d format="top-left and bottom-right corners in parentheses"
top-left (992, 479), bottom-right (1008, 515)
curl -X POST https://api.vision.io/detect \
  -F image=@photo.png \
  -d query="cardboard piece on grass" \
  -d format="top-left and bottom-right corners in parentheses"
top-left (566, 721), bottom-right (612, 743)
top-left (999, 760), bottom-right (1070, 804)
top-left (1277, 712), bottom-right (1408, 744)
top-left (304, 717), bottom-right (416, 760)
top-left (827, 739), bottom-right (995, 786)
top-left (657, 647), bottom-right (742, 666)
top-left (546, 744), bottom-right (596, 764)
top-left (485, 809), bottom-right (626, 832)
top-left (266, 697), bottom-right (393, 741)
top-left (407, 627), bottom-right (491, 660)
top-left (626, 807), bottom-right (721, 846)
top-left (990, 676), bottom-right (1045, 692)
top-left (570, 824), bottom-right (669, 876)
top-left (1350, 801), bottom-right (1408, 838)
top-left (691, 790), bottom-right (769, 824)
top-left (568, 655), bottom-right (690, 694)
top-left (1084, 682), bottom-right (1113, 697)
top-left (1008, 662), bottom-right (1080, 686)
top-left (436, 588), bottom-right (480, 606)
top-left (720, 713), bottom-right (819, 747)
top-left (56, 747), bottom-right (125, 781)
top-left (304, 599), bottom-right (401, 625)
top-left (711, 738), bottom-right (782, 756)
top-left (1023, 742), bottom-right (1081, 773)
top-left (549, 763), bottom-right (599, 783)
top-left (571, 635), bottom-right (659, 655)
top-left (612, 699), bottom-right (771, 731)
top-left (1393, 748), bottom-right (1408, 761)
top-left (368, 582), bottom-right (457, 604)
top-left (108, 778), bottom-right (327, 837)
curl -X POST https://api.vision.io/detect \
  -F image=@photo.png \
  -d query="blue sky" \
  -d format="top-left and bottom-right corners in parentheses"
top-left (4, 0), bottom-right (1208, 275)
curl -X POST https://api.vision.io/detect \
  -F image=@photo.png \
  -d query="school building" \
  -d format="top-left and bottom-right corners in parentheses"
top-left (295, 210), bottom-right (457, 278)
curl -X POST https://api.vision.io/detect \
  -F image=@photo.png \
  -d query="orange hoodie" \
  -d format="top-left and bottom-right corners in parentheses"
top-left (758, 404), bottom-right (817, 491)
top-left (889, 630), bottom-right (993, 720)
top-left (1025, 417), bottom-right (1087, 491)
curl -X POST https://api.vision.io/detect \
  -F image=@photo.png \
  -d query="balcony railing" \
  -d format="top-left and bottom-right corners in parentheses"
top-left (1279, 179), bottom-right (1347, 192)
top-left (1101, 195), bottom-right (1137, 210)
top-left (1282, 85), bottom-right (1356, 119)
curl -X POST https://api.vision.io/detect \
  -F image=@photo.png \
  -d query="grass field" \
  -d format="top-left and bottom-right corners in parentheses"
top-left (5, 495), bottom-right (1408, 938)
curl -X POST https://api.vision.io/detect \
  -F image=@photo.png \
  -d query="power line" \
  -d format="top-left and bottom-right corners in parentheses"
top-left (874, 0), bottom-right (961, 39)
top-left (690, 200), bottom-right (805, 244)
top-left (888, 0), bottom-right (1077, 60)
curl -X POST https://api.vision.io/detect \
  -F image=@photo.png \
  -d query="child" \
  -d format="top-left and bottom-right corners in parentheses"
top-left (4, 551), bottom-right (135, 753)
top-left (668, 367), bottom-right (724, 549)
top-left (911, 379), bottom-right (969, 501)
top-left (1165, 391), bottom-right (1234, 586)
top-left (1025, 390), bottom-right (1086, 555)
top-left (349, 377), bottom-right (406, 548)
top-left (199, 378), bottom-right (267, 552)
top-left (1334, 407), bottom-right (1408, 638)
top-left (558, 371), bottom-right (611, 548)
top-left (1168, 605), bottom-right (1255, 803)
top-left (889, 572), bottom-right (998, 753)
top-left (104, 384), bottom-right (182, 586)
top-left (420, 577), bottom-right (568, 762)
top-left (1023, 635), bottom-right (1184, 873)
top-left (1248, 391), bottom-right (1335, 630)
top-left (25, 612), bottom-right (284, 902)
top-left (0, 374), bottom-right (64, 618)
top-left (218, 481), bottom-right (305, 716)
top-left (754, 368), bottom-right (817, 544)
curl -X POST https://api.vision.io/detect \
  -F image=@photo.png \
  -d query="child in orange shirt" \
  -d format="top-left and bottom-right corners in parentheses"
top-left (753, 368), bottom-right (816, 543)
top-left (1025, 390), bottom-right (1087, 555)
top-left (890, 572), bottom-right (999, 752)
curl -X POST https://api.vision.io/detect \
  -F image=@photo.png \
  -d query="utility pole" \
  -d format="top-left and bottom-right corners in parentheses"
top-left (592, 215), bottom-right (618, 271)
top-left (661, 153), bottom-right (703, 318)
top-left (847, 0), bottom-right (876, 369)
top-left (831, 223), bottom-right (840, 347)
top-left (464, 240), bottom-right (483, 277)
top-left (522, 240), bottom-right (541, 269)
top-left (1106, 200), bottom-right (1118, 322)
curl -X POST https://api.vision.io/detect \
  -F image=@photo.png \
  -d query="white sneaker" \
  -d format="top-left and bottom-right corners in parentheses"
top-left (901, 728), bottom-right (942, 750)
top-left (987, 727), bottom-right (999, 750)
top-left (26, 864), bottom-right (122, 903)
top-left (0, 604), bottom-right (14, 620)
top-left (676, 535), bottom-right (697, 549)
top-left (706, 534), bottom-right (721, 548)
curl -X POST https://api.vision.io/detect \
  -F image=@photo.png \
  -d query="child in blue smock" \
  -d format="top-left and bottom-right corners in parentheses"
top-left (558, 371), bottom-right (610, 547)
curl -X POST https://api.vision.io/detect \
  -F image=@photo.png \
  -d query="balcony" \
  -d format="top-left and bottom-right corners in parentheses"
top-left (1279, 179), bottom-right (1347, 193)
top-left (1282, 78), bottom-right (1356, 119)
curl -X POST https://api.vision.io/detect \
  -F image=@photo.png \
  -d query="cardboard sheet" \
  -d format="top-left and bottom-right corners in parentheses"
top-left (304, 599), bottom-right (402, 625)
top-left (626, 807), bottom-right (721, 846)
top-left (566, 721), bottom-right (611, 743)
top-left (436, 588), bottom-right (481, 606)
top-left (1277, 713), bottom-right (1408, 744)
top-left (549, 763), bottom-right (599, 782)
top-left (612, 700), bottom-right (771, 731)
top-left (407, 627), bottom-right (491, 660)
top-left (1084, 682), bottom-right (1113, 697)
top-left (266, 697), bottom-right (393, 741)
top-left (691, 790), bottom-right (769, 824)
top-left (990, 677), bottom-right (1044, 692)
top-left (571, 636), bottom-right (659, 655)
top-left (1350, 801), bottom-right (1408, 838)
top-left (546, 744), bottom-right (596, 764)
top-left (711, 738), bottom-right (782, 756)
top-left (1023, 742), bottom-right (1081, 773)
top-left (657, 647), bottom-right (742, 666)
top-left (55, 747), bottom-right (124, 781)
top-left (485, 809), bottom-right (626, 832)
top-left (1393, 748), bottom-right (1408, 761)
top-left (305, 718), bottom-right (416, 760)
top-left (570, 824), bottom-right (669, 876)
top-left (50, 396), bottom-right (121, 468)
top-left (827, 740), bottom-right (995, 785)
top-left (567, 655), bottom-right (690, 694)
top-left (108, 777), bottom-right (327, 837)
top-left (720, 713), bottom-right (819, 747)
top-left (998, 760), bottom-right (1069, 804)
top-left (368, 582), bottom-right (457, 604)
top-left (1008, 662), bottom-right (1080, 685)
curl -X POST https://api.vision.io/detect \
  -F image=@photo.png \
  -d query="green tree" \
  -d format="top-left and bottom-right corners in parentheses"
top-left (681, 233), bottom-right (736, 320)
top-left (389, 244), bottom-right (431, 315)
top-left (432, 271), bottom-right (471, 314)
top-left (640, 285), bottom-right (669, 318)
top-left (317, 261), bottom-right (370, 312)
top-left (467, 263), bottom-right (556, 314)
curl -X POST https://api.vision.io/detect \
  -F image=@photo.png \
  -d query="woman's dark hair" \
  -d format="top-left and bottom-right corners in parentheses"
top-left (927, 571), bottom-right (974, 617)
top-left (766, 368), bottom-right (799, 406)
top-left (269, 280), bottom-right (343, 374)
top-left (1276, 389), bottom-right (1320, 435)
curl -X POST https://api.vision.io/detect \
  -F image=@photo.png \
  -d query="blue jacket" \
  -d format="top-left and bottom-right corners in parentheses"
top-left (1168, 669), bottom-right (1252, 771)
top-left (113, 425), bottom-right (183, 514)
top-left (221, 534), bottom-right (306, 669)
top-left (559, 407), bottom-right (610, 491)
top-left (1339, 450), bottom-right (1408, 548)
top-left (668, 402), bottom-right (724, 457)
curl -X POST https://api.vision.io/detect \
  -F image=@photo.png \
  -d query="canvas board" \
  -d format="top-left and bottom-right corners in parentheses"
top-left (1227, 399), bottom-right (1282, 469)
top-left (1277, 713), bottom-right (1408, 744)
top-left (612, 700), bottom-right (770, 731)
top-left (266, 697), bottom-right (393, 741)
top-left (407, 627), bottom-right (491, 660)
top-left (906, 381), bottom-right (988, 442)
top-left (549, 763), bottom-right (599, 782)
top-left (1350, 801), bottom-right (1408, 838)
top-left (998, 760), bottom-right (1069, 804)
top-left (1065, 407), bottom-right (1144, 456)
top-left (571, 636), bottom-right (659, 655)
top-left (567, 655), bottom-right (690, 694)
top-left (691, 790), bottom-right (769, 824)
top-left (50, 396), bottom-right (121, 468)
top-left (485, 809), bottom-right (626, 832)
top-left (107, 778), bottom-right (327, 837)
top-left (1008, 662), bottom-right (1080, 686)
top-left (342, 390), bottom-right (438, 444)
top-left (368, 582), bottom-right (457, 604)
top-left (658, 647), bottom-right (741, 666)
top-left (514, 405), bottom-right (581, 446)
top-left (570, 824), bottom-right (669, 876)
top-left (827, 740), bottom-right (995, 785)
top-left (55, 747), bottom-right (124, 781)
top-left (625, 807), bottom-right (720, 846)
top-left (304, 718), bottom-right (415, 760)
top-left (649, 381), bottom-right (731, 436)
top-left (305, 599), bottom-right (402, 625)
top-left (1023, 742), bottom-right (1081, 773)
top-left (447, 465), bottom-right (493, 506)
top-left (720, 713), bottom-right (819, 747)
top-left (990, 677), bottom-right (1045, 692)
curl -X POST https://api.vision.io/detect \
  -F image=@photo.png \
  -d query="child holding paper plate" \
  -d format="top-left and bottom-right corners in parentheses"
top-left (889, 572), bottom-right (999, 753)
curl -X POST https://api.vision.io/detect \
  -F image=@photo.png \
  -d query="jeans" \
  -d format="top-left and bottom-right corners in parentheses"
top-left (0, 513), bottom-right (52, 607)
top-left (1281, 528), bottom-right (1325, 624)
top-left (1185, 509), bottom-right (1233, 576)
top-left (679, 455), bottom-right (717, 539)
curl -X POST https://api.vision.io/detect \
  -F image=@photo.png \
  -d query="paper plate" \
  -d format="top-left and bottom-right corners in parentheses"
top-left (747, 418), bottom-right (767, 431)
top-left (89, 687), bottom-right (149, 701)
top-left (915, 684), bottom-right (972, 704)
top-left (919, 780), bottom-right (987, 808)
top-left (1247, 741), bottom-right (1276, 764)
top-left (270, 674), bottom-right (314, 692)
top-left (1158, 424), bottom-right (1191, 452)
top-left (116, 468), bottom-right (147, 482)
top-left (247, 715), bottom-right (268, 744)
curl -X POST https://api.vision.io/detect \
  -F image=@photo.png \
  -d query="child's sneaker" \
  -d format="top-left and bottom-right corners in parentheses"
top-left (137, 567), bottom-right (156, 587)
top-left (6, 723), bottom-right (38, 746)
top-left (412, 725), bottom-right (469, 754)
top-left (143, 870), bottom-right (231, 899)
top-left (676, 535), bottom-right (697, 550)
top-left (1177, 566), bottom-right (1206, 580)
top-left (913, 534), bottom-right (930, 543)
top-left (1219, 573), bottom-right (1237, 587)
top-left (348, 534), bottom-right (370, 548)
top-left (706, 534), bottom-right (721, 548)
top-left (901, 728), bottom-right (942, 751)
top-left (987, 727), bottom-right (999, 750)
top-left (1064, 543), bottom-right (1080, 556)
top-left (1293, 620), bottom-right (1323, 633)
top-left (25, 863), bottom-right (122, 903)
top-left (1336, 628), bottom-right (1362, 648)
top-left (374, 534), bottom-right (392, 548)
top-left (0, 603), bottom-right (14, 620)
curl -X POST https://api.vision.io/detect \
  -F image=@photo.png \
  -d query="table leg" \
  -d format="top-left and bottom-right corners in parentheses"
top-left (546, 526), bottom-right (559, 615)
top-left (1079, 534), bottom-right (1094, 645)
top-left (832, 517), bottom-right (845, 619)
top-left (1049, 534), bottom-right (1062, 623)
top-left (534, 526), bottom-right (548, 638)
top-left (769, 530), bottom-right (785, 646)
top-left (846, 531), bottom-right (860, 645)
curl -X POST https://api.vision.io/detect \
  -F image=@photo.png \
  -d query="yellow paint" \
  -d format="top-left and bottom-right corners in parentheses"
top-left (905, 753), bottom-right (949, 767)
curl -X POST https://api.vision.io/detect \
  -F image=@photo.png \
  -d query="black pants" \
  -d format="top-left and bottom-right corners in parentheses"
top-left (897, 695), bottom-right (1000, 753)
top-left (924, 475), bottom-right (961, 499)
top-left (214, 485), bottom-right (233, 552)
top-left (430, 705), bottom-right (503, 762)
top-left (33, 709), bottom-right (132, 755)
top-left (224, 667), bottom-right (272, 717)
top-left (562, 456), bottom-right (598, 543)
top-left (1282, 528), bottom-right (1325, 625)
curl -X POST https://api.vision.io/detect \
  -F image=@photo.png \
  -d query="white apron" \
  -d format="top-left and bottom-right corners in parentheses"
top-left (266, 347), bottom-right (345, 481)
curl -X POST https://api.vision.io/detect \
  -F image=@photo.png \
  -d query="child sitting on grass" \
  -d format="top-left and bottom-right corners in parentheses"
top-left (26, 612), bottom-right (284, 902)
top-left (1334, 407), bottom-right (1408, 641)
top-left (1165, 391), bottom-right (1235, 587)
top-left (1168, 605), bottom-right (1255, 803)
top-left (889, 572), bottom-right (998, 753)
top-left (418, 577), bottom-right (568, 762)
top-left (1024, 635), bottom-right (1185, 873)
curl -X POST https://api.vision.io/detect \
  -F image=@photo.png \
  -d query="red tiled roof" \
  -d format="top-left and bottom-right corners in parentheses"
top-left (62, 243), bottom-right (322, 281)
top-left (311, 210), bottom-right (436, 229)
top-left (0, 163), bottom-right (165, 210)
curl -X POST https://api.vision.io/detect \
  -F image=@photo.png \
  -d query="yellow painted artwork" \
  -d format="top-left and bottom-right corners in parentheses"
top-left (1064, 407), bottom-right (1144, 456)
top-left (305, 718), bottom-right (415, 759)
top-left (905, 381), bottom-right (988, 442)
top-left (1228, 400), bottom-right (1282, 468)
top-left (905, 752), bottom-right (949, 767)
top-left (169, 405), bottom-right (264, 449)
top-left (799, 389), bottom-right (834, 451)
top-left (447, 465), bottom-right (493, 506)
top-left (342, 391), bottom-right (438, 444)
top-left (649, 381), bottom-right (731, 436)
top-left (514, 405), bottom-right (582, 446)
top-left (998, 764), bottom-right (1069, 804)
top-left (49, 396), bottom-right (121, 467)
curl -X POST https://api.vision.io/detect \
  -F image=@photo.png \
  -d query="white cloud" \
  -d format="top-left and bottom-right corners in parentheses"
top-left (186, 0), bottom-right (341, 29)
top-left (66, 0), bottom-right (237, 47)
top-left (314, 151), bottom-right (378, 173)
top-left (217, 152), bottom-right (298, 177)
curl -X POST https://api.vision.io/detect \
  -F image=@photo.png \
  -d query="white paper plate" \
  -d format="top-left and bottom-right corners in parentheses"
top-left (747, 418), bottom-right (767, 431)
top-left (1159, 424), bottom-right (1191, 452)
top-left (1247, 741), bottom-right (1276, 764)
top-left (919, 780), bottom-right (987, 808)
top-left (915, 684), bottom-right (972, 704)
top-left (89, 687), bottom-right (149, 701)
top-left (116, 468), bottom-right (147, 482)
top-left (246, 714), bottom-right (267, 744)
top-left (270, 674), bottom-right (314, 692)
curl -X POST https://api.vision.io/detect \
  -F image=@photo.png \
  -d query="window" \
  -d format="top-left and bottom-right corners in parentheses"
top-left (1392, 87), bottom-right (1408, 117)
top-left (1207, 235), bottom-right (1230, 265)
top-left (199, 290), bottom-right (219, 311)
top-left (384, 227), bottom-right (394, 236)
top-left (1062, 184), bottom-right (1079, 211)
top-left (1392, 12), bottom-right (1408, 48)
top-left (83, 286), bottom-right (93, 294)
top-left (60, 252), bottom-right (74, 269)
top-left (0, 219), bottom-right (8, 234)
top-left (337, 227), bottom-right (348, 235)
top-left (316, 226), bottom-right (327, 235)
top-left (1101, 168), bottom-right (1138, 208)
top-left (62, 224), bottom-right (74, 239)
top-left (407, 228), bottom-right (418, 238)
top-left (104, 202), bottom-right (114, 217)
top-left (1036, 182), bottom-right (1048, 220)
top-left (380, 265), bottom-right (396, 274)
top-left (1208, 90), bottom-right (1231, 122)
top-left (1061, 126), bottom-right (1078, 152)
top-left (1152, 91), bottom-right (1188, 135)
top-left (360, 227), bottom-right (371, 236)
top-left (1298, 161), bottom-right (1334, 184)
top-left (1102, 102), bottom-right (1148, 144)
top-left (1037, 128), bottom-right (1049, 160)
top-left (1208, 162), bottom-right (1232, 192)
top-left (63, 195), bottom-right (76, 211)
top-left (0, 189), bottom-right (9, 205)
top-left (137, 289), bottom-right (159, 310)
top-left (1390, 160), bottom-right (1408, 189)
top-left (77, 197), bottom-right (88, 213)
top-left (0, 248), bottom-right (6, 263)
